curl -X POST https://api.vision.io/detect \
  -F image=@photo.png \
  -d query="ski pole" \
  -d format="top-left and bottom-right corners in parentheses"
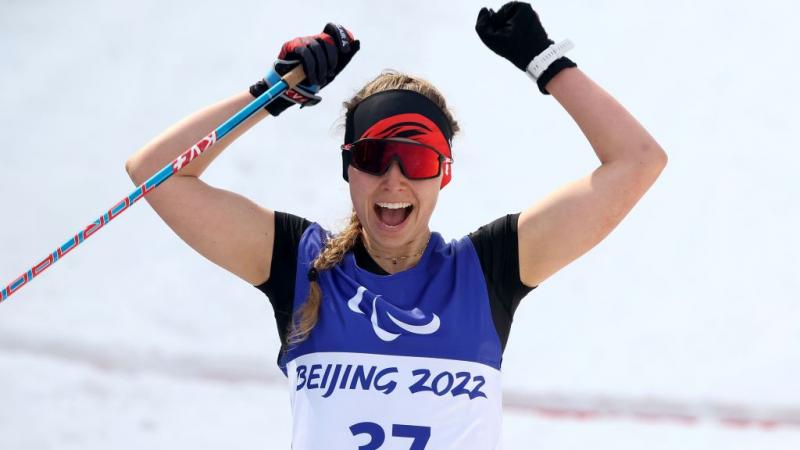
top-left (1, 66), bottom-right (307, 303)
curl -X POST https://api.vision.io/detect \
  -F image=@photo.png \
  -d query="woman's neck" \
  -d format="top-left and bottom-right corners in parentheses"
top-left (361, 231), bottom-right (431, 274)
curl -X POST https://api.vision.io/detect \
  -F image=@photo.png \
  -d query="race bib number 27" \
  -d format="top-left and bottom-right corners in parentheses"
top-left (350, 422), bottom-right (430, 450)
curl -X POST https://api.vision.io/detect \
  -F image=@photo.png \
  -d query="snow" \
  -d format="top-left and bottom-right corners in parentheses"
top-left (1, 0), bottom-right (799, 448)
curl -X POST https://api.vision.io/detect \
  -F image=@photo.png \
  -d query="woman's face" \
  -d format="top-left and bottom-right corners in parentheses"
top-left (348, 160), bottom-right (442, 249)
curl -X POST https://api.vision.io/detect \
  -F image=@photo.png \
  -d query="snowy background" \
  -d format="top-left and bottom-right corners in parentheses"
top-left (1, 0), bottom-right (799, 449)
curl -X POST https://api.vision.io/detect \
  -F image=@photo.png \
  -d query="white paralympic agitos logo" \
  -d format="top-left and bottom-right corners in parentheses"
top-left (347, 286), bottom-right (441, 342)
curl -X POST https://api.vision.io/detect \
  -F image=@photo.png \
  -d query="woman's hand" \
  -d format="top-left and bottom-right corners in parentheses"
top-left (251, 23), bottom-right (360, 116)
top-left (475, 2), bottom-right (575, 94)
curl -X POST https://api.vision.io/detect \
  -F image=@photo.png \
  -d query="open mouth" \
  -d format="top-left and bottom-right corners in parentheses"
top-left (374, 202), bottom-right (414, 227)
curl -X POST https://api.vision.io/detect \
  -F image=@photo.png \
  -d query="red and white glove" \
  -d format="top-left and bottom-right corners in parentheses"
top-left (250, 23), bottom-right (360, 116)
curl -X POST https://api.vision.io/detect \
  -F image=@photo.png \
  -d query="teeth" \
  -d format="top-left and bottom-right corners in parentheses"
top-left (376, 202), bottom-right (412, 209)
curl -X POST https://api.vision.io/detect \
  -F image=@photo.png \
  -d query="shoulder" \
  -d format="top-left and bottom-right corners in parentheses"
top-left (254, 211), bottom-right (316, 289)
top-left (468, 213), bottom-right (521, 246)
top-left (275, 211), bottom-right (313, 240)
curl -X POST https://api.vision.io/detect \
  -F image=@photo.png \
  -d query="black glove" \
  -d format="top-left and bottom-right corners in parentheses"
top-left (475, 2), bottom-right (576, 94)
top-left (250, 23), bottom-right (360, 116)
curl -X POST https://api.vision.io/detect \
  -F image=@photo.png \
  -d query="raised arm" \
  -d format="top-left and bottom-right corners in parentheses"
top-left (125, 24), bottom-right (359, 286)
top-left (476, 2), bottom-right (667, 287)
top-left (125, 92), bottom-right (274, 285)
top-left (517, 68), bottom-right (667, 287)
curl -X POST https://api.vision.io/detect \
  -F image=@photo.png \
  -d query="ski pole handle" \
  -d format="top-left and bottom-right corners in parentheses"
top-left (1, 65), bottom-right (306, 303)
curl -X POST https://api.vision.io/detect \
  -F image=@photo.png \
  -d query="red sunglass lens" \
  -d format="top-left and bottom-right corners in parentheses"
top-left (351, 140), bottom-right (442, 179)
top-left (350, 140), bottom-right (387, 174)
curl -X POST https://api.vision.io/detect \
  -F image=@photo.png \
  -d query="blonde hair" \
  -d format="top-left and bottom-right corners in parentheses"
top-left (285, 70), bottom-right (459, 346)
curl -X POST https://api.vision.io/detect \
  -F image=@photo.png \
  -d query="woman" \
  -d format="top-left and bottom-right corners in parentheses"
top-left (125, 2), bottom-right (667, 449)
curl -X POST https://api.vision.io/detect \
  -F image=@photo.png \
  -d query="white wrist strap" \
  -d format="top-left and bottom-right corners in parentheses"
top-left (525, 39), bottom-right (575, 81)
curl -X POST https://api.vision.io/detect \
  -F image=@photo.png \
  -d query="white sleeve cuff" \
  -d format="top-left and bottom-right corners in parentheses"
top-left (525, 39), bottom-right (575, 81)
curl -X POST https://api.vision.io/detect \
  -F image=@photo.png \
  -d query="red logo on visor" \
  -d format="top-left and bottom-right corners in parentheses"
top-left (360, 113), bottom-right (450, 158)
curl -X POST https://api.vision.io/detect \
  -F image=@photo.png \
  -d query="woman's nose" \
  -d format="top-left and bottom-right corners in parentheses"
top-left (382, 159), bottom-right (407, 182)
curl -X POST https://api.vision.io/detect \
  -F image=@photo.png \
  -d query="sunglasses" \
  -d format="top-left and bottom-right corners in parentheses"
top-left (341, 139), bottom-right (453, 180)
